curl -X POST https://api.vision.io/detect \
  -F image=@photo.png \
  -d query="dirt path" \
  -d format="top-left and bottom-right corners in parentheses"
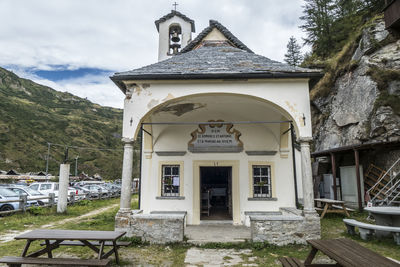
top-left (0, 203), bottom-right (119, 243)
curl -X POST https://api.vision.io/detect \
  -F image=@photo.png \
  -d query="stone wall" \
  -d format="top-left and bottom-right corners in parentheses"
top-left (250, 208), bottom-right (320, 246)
top-left (128, 212), bottom-right (186, 244)
top-left (115, 209), bottom-right (142, 235)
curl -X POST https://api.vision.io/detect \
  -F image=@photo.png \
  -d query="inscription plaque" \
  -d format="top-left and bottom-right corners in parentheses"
top-left (188, 120), bottom-right (243, 153)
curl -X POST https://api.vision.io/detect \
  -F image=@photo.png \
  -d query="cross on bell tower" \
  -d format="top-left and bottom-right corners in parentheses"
top-left (155, 8), bottom-right (195, 61)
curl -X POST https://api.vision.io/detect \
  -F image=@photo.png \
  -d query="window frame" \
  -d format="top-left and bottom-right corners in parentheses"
top-left (158, 161), bottom-right (184, 198)
top-left (248, 161), bottom-right (275, 200)
top-left (161, 165), bottom-right (180, 197)
top-left (252, 165), bottom-right (272, 198)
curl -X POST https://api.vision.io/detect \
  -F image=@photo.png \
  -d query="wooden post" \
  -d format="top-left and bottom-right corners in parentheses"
top-left (69, 192), bottom-right (75, 204)
top-left (20, 195), bottom-right (27, 212)
top-left (354, 149), bottom-right (363, 211)
top-left (49, 193), bottom-right (55, 206)
top-left (330, 153), bottom-right (337, 200)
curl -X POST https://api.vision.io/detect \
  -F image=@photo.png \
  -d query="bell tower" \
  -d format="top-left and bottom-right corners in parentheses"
top-left (155, 9), bottom-right (195, 61)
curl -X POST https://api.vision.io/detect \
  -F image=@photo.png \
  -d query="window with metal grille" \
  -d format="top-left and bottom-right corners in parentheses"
top-left (253, 165), bottom-right (272, 198)
top-left (161, 165), bottom-right (180, 197)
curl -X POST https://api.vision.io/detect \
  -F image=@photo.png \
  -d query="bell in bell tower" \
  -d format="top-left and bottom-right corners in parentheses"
top-left (155, 7), bottom-right (195, 61)
top-left (169, 25), bottom-right (182, 55)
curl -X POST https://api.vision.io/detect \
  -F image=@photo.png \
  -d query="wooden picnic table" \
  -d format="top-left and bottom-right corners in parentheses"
top-left (14, 229), bottom-right (126, 265)
top-left (314, 198), bottom-right (350, 219)
top-left (304, 238), bottom-right (400, 266)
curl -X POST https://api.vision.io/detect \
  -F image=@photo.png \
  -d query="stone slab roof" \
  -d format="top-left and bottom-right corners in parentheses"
top-left (180, 20), bottom-right (253, 53)
top-left (111, 43), bottom-right (322, 87)
top-left (155, 10), bottom-right (195, 32)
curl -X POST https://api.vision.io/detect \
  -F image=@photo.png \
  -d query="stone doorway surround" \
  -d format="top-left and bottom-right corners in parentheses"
top-left (193, 160), bottom-right (240, 225)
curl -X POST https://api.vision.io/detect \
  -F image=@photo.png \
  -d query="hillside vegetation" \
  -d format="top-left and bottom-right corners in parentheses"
top-left (0, 67), bottom-right (133, 179)
top-left (303, 0), bottom-right (400, 156)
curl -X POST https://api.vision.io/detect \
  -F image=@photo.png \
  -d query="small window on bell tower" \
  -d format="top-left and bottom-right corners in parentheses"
top-left (169, 24), bottom-right (182, 55)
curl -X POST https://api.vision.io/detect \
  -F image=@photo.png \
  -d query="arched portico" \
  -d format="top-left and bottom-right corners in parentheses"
top-left (121, 80), bottom-right (313, 141)
top-left (117, 89), bottom-right (315, 225)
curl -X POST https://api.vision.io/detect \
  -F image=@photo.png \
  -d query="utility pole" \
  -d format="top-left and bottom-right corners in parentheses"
top-left (45, 143), bottom-right (50, 180)
top-left (75, 156), bottom-right (79, 177)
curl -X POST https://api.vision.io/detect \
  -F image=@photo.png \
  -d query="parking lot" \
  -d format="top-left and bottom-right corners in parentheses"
top-left (0, 181), bottom-right (124, 216)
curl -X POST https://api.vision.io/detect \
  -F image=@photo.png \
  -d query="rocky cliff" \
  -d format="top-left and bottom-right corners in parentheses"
top-left (311, 17), bottom-right (400, 152)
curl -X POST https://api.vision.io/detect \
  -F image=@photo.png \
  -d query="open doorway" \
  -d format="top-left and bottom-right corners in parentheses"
top-left (200, 167), bottom-right (232, 220)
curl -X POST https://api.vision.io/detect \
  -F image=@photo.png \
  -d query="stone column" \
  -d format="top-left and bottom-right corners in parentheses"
top-left (57, 164), bottom-right (70, 213)
top-left (115, 138), bottom-right (134, 233)
top-left (119, 138), bottom-right (134, 213)
top-left (300, 137), bottom-right (315, 213)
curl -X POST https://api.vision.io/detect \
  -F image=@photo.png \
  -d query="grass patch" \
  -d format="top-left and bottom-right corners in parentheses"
top-left (366, 66), bottom-right (400, 115)
top-left (0, 197), bottom-right (120, 233)
top-left (1, 206), bottom-right (399, 266)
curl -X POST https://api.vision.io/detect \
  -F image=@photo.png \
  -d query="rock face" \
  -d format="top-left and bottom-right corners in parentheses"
top-left (312, 19), bottom-right (400, 152)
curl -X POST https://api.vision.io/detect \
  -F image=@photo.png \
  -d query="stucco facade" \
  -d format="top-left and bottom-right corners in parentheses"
top-left (112, 11), bottom-right (321, 244)
top-left (122, 80), bottom-right (311, 225)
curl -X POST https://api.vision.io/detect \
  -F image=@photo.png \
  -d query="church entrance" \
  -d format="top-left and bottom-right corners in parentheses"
top-left (200, 167), bottom-right (232, 220)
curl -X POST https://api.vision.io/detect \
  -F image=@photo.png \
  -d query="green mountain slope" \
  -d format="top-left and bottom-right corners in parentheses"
top-left (0, 67), bottom-right (127, 179)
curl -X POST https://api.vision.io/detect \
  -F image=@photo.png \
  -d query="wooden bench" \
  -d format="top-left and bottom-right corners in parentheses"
top-left (0, 256), bottom-right (110, 267)
top-left (40, 240), bottom-right (131, 247)
top-left (278, 257), bottom-right (304, 267)
top-left (343, 218), bottom-right (400, 245)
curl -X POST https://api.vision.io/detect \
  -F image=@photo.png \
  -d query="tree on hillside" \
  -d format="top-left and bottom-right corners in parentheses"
top-left (334, 0), bottom-right (360, 17)
top-left (300, 0), bottom-right (336, 58)
top-left (300, 0), bottom-right (385, 59)
top-left (284, 36), bottom-right (303, 66)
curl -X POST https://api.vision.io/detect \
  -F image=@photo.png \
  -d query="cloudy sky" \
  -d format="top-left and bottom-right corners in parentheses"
top-left (0, 0), bottom-right (308, 108)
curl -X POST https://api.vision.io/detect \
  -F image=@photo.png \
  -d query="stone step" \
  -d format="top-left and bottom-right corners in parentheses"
top-left (187, 238), bottom-right (247, 245)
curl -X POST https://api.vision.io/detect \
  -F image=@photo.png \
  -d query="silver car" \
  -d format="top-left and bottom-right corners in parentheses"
top-left (0, 188), bottom-right (20, 212)
top-left (7, 186), bottom-right (48, 205)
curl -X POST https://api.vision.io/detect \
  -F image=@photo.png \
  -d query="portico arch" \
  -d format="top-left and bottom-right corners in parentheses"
top-left (129, 92), bottom-right (305, 141)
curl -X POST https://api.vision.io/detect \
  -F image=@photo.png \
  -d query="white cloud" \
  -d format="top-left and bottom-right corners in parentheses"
top-left (0, 0), bottom-right (309, 108)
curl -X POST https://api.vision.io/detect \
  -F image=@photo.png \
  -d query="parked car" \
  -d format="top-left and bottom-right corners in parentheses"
top-left (72, 186), bottom-right (91, 198)
top-left (82, 184), bottom-right (109, 198)
top-left (102, 183), bottom-right (120, 197)
top-left (0, 186), bottom-right (39, 209)
top-left (0, 188), bottom-right (20, 212)
top-left (29, 182), bottom-right (80, 201)
top-left (7, 186), bottom-right (48, 205)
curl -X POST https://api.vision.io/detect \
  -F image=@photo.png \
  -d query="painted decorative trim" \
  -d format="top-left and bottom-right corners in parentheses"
top-left (245, 151), bottom-right (277, 156)
top-left (144, 151), bottom-right (152, 159)
top-left (248, 197), bottom-right (278, 201)
top-left (279, 148), bottom-right (290, 158)
top-left (156, 196), bottom-right (185, 200)
top-left (192, 160), bottom-right (240, 225)
top-left (156, 151), bottom-right (187, 156)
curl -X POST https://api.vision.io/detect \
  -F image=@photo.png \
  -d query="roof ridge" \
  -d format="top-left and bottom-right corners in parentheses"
top-left (180, 19), bottom-right (253, 54)
top-left (154, 10), bottom-right (195, 32)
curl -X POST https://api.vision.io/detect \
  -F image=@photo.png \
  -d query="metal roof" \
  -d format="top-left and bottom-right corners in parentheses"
top-left (311, 141), bottom-right (400, 157)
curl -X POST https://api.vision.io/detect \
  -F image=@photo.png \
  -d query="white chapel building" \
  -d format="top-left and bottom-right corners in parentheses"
top-left (111, 10), bottom-right (322, 244)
